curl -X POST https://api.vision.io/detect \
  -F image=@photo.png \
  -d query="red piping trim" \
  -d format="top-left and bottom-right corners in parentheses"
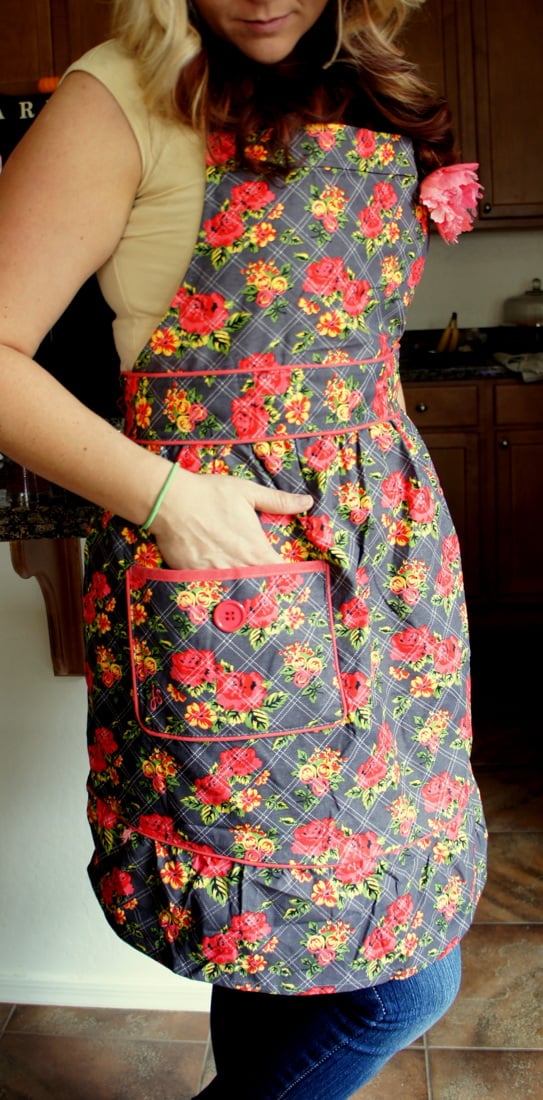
top-left (128, 559), bottom-right (327, 584)
top-left (98, 805), bottom-right (446, 871)
top-left (125, 559), bottom-right (349, 742)
top-left (127, 350), bottom-right (398, 380)
top-left (130, 416), bottom-right (397, 449)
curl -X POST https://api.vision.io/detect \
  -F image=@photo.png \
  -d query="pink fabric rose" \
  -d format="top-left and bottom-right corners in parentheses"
top-left (419, 163), bottom-right (483, 244)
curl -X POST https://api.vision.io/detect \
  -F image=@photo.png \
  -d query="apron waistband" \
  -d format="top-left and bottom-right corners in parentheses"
top-left (123, 354), bottom-right (402, 448)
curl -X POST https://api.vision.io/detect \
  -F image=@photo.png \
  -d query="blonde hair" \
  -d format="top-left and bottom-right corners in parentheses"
top-left (111, 0), bottom-right (430, 127)
top-left (111, 0), bottom-right (202, 118)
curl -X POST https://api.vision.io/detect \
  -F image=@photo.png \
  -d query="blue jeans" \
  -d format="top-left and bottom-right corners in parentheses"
top-left (193, 945), bottom-right (461, 1100)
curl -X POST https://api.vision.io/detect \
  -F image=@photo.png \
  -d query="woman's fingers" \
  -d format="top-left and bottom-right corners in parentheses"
top-left (152, 470), bottom-right (313, 570)
top-left (246, 482), bottom-right (314, 516)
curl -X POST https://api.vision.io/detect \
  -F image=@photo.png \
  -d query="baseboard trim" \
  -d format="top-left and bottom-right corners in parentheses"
top-left (0, 977), bottom-right (211, 1013)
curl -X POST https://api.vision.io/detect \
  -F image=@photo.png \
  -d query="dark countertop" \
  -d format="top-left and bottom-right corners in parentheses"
top-left (400, 358), bottom-right (508, 382)
top-left (0, 471), bottom-right (95, 540)
top-left (398, 325), bottom-right (532, 381)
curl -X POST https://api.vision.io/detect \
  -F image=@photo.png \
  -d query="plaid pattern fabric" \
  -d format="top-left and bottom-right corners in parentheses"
top-left (83, 126), bottom-right (487, 994)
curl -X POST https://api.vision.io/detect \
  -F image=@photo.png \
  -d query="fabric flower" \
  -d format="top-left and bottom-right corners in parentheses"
top-left (419, 163), bottom-right (483, 244)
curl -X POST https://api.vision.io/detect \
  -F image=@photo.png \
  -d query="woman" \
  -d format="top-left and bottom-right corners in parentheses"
top-left (0, 1), bottom-right (487, 1096)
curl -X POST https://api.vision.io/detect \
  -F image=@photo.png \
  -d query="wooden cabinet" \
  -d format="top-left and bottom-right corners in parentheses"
top-left (403, 383), bottom-right (483, 600)
top-left (401, 0), bottom-right (543, 227)
top-left (0, 1), bottom-right (54, 94)
top-left (403, 376), bottom-right (543, 618)
top-left (0, 0), bottom-right (111, 94)
top-left (51, 0), bottom-right (113, 77)
top-left (471, 0), bottom-right (543, 223)
top-left (493, 383), bottom-right (543, 599)
top-left (400, 0), bottom-right (475, 163)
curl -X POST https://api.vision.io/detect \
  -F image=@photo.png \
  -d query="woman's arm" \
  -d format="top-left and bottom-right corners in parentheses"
top-left (0, 72), bottom-right (311, 567)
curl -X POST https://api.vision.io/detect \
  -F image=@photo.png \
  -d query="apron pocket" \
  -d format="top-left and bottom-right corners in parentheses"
top-left (126, 560), bottom-right (346, 740)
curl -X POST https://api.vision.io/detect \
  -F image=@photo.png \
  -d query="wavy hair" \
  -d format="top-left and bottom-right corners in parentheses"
top-left (111, 0), bottom-right (455, 176)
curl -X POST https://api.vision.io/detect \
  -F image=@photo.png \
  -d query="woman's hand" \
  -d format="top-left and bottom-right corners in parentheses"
top-left (150, 468), bottom-right (313, 570)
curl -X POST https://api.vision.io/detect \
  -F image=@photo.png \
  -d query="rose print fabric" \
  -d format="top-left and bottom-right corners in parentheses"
top-left (83, 126), bottom-right (487, 994)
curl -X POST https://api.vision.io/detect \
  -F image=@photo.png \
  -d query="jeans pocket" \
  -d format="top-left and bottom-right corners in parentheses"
top-left (126, 560), bottom-right (347, 742)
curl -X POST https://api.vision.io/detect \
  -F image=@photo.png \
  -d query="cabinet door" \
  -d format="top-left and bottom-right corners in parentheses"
top-left (495, 429), bottom-right (543, 597)
top-left (415, 430), bottom-right (482, 600)
top-left (403, 382), bottom-right (483, 598)
top-left (0, 1), bottom-right (112, 94)
top-left (404, 383), bottom-right (479, 429)
top-left (472, 0), bottom-right (543, 222)
top-left (0, 0), bottom-right (53, 94)
top-left (51, 0), bottom-right (113, 75)
top-left (399, 0), bottom-right (476, 160)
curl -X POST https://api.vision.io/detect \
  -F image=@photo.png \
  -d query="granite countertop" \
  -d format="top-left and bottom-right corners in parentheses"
top-left (398, 326), bottom-right (519, 381)
top-left (0, 463), bottom-right (94, 540)
top-left (399, 356), bottom-right (508, 382)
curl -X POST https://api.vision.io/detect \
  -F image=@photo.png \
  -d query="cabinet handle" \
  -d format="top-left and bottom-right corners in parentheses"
top-left (483, 202), bottom-right (492, 214)
top-left (415, 402), bottom-right (428, 413)
top-left (499, 438), bottom-right (510, 448)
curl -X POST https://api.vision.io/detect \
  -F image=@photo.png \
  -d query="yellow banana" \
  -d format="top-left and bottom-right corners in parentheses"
top-left (436, 312), bottom-right (459, 354)
top-left (436, 315), bottom-right (453, 353)
top-left (448, 313), bottom-right (459, 353)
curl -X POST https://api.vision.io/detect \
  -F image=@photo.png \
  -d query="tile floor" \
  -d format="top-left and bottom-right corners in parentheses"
top-left (0, 627), bottom-right (542, 1099)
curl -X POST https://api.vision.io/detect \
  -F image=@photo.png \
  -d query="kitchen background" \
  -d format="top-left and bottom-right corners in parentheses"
top-left (0, 3), bottom-right (542, 1097)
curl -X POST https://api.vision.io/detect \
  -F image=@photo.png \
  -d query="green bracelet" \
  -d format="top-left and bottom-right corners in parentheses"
top-left (142, 462), bottom-right (178, 530)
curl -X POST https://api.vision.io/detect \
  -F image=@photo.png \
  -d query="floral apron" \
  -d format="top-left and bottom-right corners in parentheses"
top-left (83, 124), bottom-right (487, 994)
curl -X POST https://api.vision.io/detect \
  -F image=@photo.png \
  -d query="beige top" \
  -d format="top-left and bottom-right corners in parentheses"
top-left (65, 40), bottom-right (206, 371)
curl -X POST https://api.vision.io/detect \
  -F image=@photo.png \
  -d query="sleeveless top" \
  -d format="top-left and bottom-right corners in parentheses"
top-left (64, 39), bottom-right (206, 372)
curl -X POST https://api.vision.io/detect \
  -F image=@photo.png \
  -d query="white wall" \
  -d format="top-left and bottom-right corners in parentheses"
top-left (0, 226), bottom-right (541, 1011)
top-left (407, 227), bottom-right (543, 331)
top-left (0, 543), bottom-right (211, 1012)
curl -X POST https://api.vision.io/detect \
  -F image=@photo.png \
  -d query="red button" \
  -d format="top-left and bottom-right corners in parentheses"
top-left (213, 599), bottom-right (247, 632)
